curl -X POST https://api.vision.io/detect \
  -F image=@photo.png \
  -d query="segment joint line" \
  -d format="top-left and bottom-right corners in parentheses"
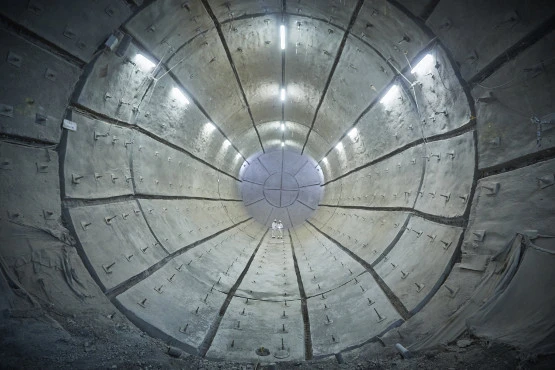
top-left (200, 0), bottom-right (265, 154)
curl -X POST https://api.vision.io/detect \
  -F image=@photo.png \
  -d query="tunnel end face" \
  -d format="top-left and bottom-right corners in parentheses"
top-left (239, 149), bottom-right (324, 229)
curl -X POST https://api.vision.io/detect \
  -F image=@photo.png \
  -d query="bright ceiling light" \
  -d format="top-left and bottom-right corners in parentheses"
top-left (280, 25), bottom-right (286, 50)
top-left (171, 87), bottom-right (190, 104)
top-left (322, 157), bottom-right (328, 163)
top-left (348, 127), bottom-right (358, 140)
top-left (411, 53), bottom-right (434, 75)
top-left (380, 85), bottom-right (399, 105)
top-left (335, 142), bottom-right (343, 151)
top-left (133, 54), bottom-right (156, 72)
top-left (205, 122), bottom-right (215, 132)
top-left (223, 139), bottom-right (231, 148)
top-left (280, 88), bottom-right (286, 101)
top-left (281, 141), bottom-right (285, 147)
top-left (281, 122), bottom-right (285, 131)
top-left (235, 152), bottom-right (242, 159)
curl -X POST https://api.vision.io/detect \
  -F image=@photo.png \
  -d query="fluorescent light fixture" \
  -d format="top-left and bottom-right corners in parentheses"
top-left (348, 127), bottom-right (358, 140)
top-left (171, 87), bottom-right (190, 104)
top-left (280, 88), bottom-right (286, 101)
top-left (205, 122), bottom-right (215, 132)
top-left (411, 53), bottom-right (434, 75)
top-left (335, 142), bottom-right (343, 151)
top-left (410, 54), bottom-right (434, 74)
top-left (281, 141), bottom-right (285, 147)
top-left (223, 139), bottom-right (231, 148)
top-left (133, 53), bottom-right (156, 72)
top-left (280, 25), bottom-right (286, 50)
top-left (379, 85), bottom-right (399, 105)
top-left (281, 122), bottom-right (285, 131)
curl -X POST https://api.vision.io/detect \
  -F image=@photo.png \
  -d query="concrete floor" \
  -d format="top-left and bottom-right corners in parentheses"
top-left (0, 0), bottom-right (554, 368)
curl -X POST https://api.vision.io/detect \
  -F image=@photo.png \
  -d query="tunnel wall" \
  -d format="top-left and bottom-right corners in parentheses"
top-left (307, 0), bottom-right (555, 358)
top-left (0, 0), bottom-right (554, 365)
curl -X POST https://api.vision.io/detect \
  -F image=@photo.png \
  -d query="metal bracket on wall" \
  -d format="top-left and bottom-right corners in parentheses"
top-left (1, 158), bottom-right (13, 170)
top-left (472, 230), bottom-right (486, 242)
top-left (44, 68), bottom-right (57, 81)
top-left (63, 26), bottom-right (77, 39)
top-left (482, 182), bottom-right (500, 195)
top-left (36, 162), bottom-right (49, 173)
top-left (27, 0), bottom-right (44, 14)
top-left (7, 51), bottom-right (22, 67)
top-left (537, 174), bottom-right (554, 189)
top-left (0, 104), bottom-right (14, 117)
top-left (35, 113), bottom-right (48, 125)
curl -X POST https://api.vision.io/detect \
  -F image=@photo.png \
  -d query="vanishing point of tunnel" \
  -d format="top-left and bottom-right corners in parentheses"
top-left (0, 0), bottom-right (554, 369)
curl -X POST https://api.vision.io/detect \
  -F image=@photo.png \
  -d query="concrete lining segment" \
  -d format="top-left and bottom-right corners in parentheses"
top-left (67, 200), bottom-right (168, 292)
top-left (200, 0), bottom-right (265, 154)
top-left (318, 43), bottom-right (473, 180)
top-left (68, 105), bottom-right (241, 182)
top-left (307, 36), bottom-right (393, 150)
top-left (105, 217), bottom-right (254, 299)
top-left (462, 157), bottom-right (555, 258)
top-left (123, 3), bottom-right (253, 160)
top-left (373, 216), bottom-right (462, 312)
top-left (321, 123), bottom-right (475, 186)
top-left (0, 28), bottom-right (81, 144)
top-left (0, 13), bottom-right (86, 67)
top-left (426, 0), bottom-right (555, 82)
top-left (300, 0), bottom-right (364, 154)
top-left (0, 142), bottom-right (61, 228)
top-left (0, 0), bottom-right (132, 62)
top-left (222, 15), bottom-right (282, 125)
top-left (235, 231), bottom-right (299, 300)
top-left (318, 44), bottom-right (471, 166)
top-left (283, 17), bottom-right (344, 128)
top-left (123, 0), bottom-right (213, 61)
top-left (63, 113), bottom-right (134, 199)
top-left (293, 225), bottom-right (366, 298)
top-left (322, 144), bottom-right (426, 211)
top-left (308, 209), bottom-right (411, 268)
top-left (206, 230), bottom-right (306, 361)
top-left (472, 29), bottom-right (555, 170)
top-left (306, 270), bottom-right (403, 358)
top-left (199, 228), bottom-right (268, 357)
top-left (115, 223), bottom-right (265, 355)
top-left (306, 221), bottom-right (411, 321)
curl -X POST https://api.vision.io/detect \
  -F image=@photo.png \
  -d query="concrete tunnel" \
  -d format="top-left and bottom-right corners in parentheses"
top-left (0, 0), bottom-right (554, 368)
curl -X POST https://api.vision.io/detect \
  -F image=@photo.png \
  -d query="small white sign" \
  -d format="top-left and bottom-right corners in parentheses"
top-left (63, 119), bottom-right (77, 131)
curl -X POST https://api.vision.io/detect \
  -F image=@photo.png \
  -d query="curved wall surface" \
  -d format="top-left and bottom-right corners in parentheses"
top-left (0, 0), bottom-right (554, 366)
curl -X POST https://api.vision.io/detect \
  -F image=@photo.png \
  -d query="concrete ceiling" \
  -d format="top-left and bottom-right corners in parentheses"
top-left (119, 0), bottom-right (440, 162)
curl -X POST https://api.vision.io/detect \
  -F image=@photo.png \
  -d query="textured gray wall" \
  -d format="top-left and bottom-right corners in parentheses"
top-left (0, 0), bottom-right (554, 365)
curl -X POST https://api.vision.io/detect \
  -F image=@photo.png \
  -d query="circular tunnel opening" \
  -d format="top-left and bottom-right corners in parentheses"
top-left (240, 150), bottom-right (324, 229)
top-left (263, 172), bottom-right (299, 208)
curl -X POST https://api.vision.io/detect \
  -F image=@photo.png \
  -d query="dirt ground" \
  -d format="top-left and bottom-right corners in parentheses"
top-left (1, 306), bottom-right (554, 370)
